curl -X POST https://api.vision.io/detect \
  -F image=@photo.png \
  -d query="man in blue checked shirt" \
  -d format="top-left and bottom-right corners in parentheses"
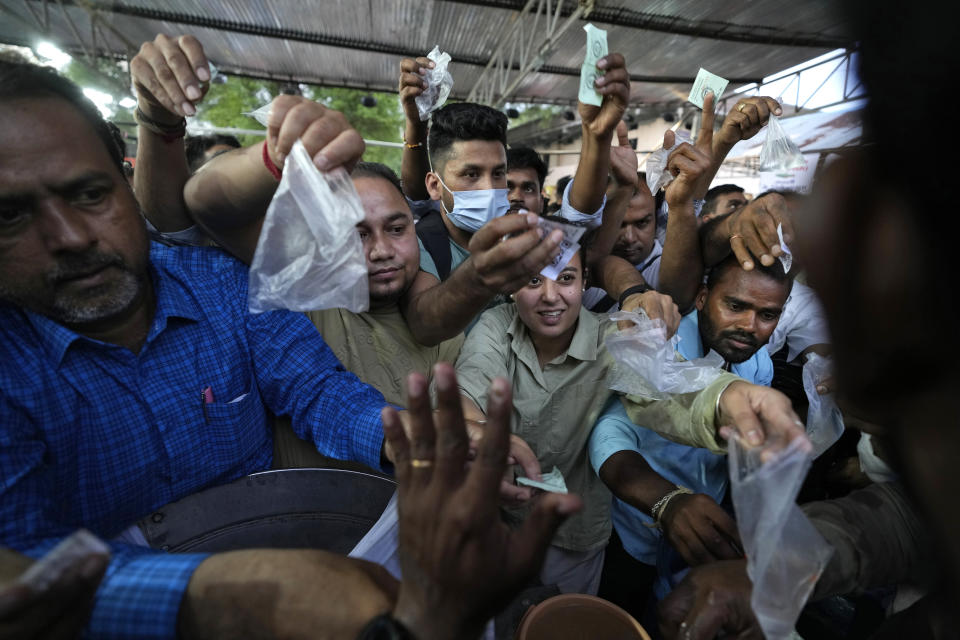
top-left (0, 59), bottom-right (405, 638)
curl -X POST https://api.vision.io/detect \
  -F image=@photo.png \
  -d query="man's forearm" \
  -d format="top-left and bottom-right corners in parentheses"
top-left (594, 254), bottom-right (648, 300)
top-left (600, 450), bottom-right (676, 515)
top-left (179, 550), bottom-right (397, 640)
top-left (586, 184), bottom-right (632, 272)
top-left (401, 120), bottom-right (430, 201)
top-left (403, 260), bottom-right (495, 346)
top-left (700, 210), bottom-right (737, 267)
top-left (134, 122), bottom-right (192, 232)
top-left (569, 128), bottom-right (613, 213)
top-left (657, 199), bottom-right (703, 312)
top-left (183, 143), bottom-right (279, 263)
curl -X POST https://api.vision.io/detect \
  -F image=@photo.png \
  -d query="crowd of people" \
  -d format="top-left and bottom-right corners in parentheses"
top-left (1, 1), bottom-right (956, 638)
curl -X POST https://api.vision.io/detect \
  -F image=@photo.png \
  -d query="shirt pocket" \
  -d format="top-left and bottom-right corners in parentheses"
top-left (201, 382), bottom-right (269, 473)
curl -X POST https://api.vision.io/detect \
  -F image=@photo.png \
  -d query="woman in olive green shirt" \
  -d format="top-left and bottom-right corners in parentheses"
top-left (456, 247), bottom-right (617, 595)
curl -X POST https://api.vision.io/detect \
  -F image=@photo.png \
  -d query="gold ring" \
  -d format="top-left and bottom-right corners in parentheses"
top-left (737, 103), bottom-right (747, 112)
top-left (410, 459), bottom-right (434, 468)
top-left (730, 233), bottom-right (744, 241)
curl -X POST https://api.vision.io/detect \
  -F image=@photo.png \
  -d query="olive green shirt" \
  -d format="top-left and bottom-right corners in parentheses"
top-left (273, 306), bottom-right (463, 469)
top-left (307, 306), bottom-right (464, 407)
top-left (456, 303), bottom-right (617, 552)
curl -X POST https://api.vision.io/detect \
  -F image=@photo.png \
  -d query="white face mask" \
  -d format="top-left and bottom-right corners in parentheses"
top-left (435, 173), bottom-right (509, 233)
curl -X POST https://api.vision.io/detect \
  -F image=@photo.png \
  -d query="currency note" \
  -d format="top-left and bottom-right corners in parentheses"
top-left (537, 217), bottom-right (585, 281)
top-left (688, 67), bottom-right (729, 110)
top-left (579, 24), bottom-right (608, 107)
top-left (517, 466), bottom-right (568, 494)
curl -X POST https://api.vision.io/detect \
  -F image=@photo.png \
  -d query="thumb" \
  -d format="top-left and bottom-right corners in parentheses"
top-left (663, 129), bottom-right (676, 149)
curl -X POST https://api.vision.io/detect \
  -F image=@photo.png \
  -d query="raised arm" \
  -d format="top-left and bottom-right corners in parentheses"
top-left (586, 121), bottom-right (638, 271)
top-left (129, 34), bottom-right (211, 232)
top-left (568, 53), bottom-right (630, 215)
top-left (397, 56), bottom-right (434, 201)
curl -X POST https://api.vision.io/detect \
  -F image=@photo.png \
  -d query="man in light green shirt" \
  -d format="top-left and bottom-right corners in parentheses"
top-left (273, 163), bottom-right (464, 467)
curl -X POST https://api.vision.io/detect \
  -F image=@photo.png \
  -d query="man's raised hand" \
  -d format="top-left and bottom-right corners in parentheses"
top-left (466, 214), bottom-right (564, 295)
top-left (264, 95), bottom-right (365, 173)
top-left (384, 364), bottom-right (581, 640)
top-left (578, 53), bottom-right (630, 140)
top-left (715, 96), bottom-right (783, 152)
top-left (398, 57), bottom-right (436, 124)
top-left (130, 34), bottom-right (211, 121)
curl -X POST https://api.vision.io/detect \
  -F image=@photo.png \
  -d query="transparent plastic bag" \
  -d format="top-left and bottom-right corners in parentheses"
top-left (414, 46), bottom-right (453, 121)
top-left (247, 138), bottom-right (368, 314)
top-left (729, 437), bottom-right (833, 640)
top-left (759, 108), bottom-right (807, 172)
top-left (605, 311), bottom-right (724, 398)
top-left (645, 129), bottom-right (691, 194)
top-left (802, 353), bottom-right (844, 458)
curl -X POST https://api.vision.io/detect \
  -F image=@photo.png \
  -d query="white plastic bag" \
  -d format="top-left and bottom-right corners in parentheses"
top-left (802, 353), bottom-right (844, 458)
top-left (759, 110), bottom-right (807, 172)
top-left (247, 138), bottom-right (368, 314)
top-left (645, 130), bottom-right (691, 194)
top-left (414, 46), bottom-right (453, 121)
top-left (605, 311), bottom-right (724, 398)
top-left (729, 437), bottom-right (833, 640)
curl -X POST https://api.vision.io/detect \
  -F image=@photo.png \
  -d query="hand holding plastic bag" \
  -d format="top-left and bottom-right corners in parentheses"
top-left (802, 353), bottom-right (844, 458)
top-left (248, 138), bottom-right (368, 314)
top-left (415, 46), bottom-right (453, 121)
top-left (645, 129), bottom-right (691, 195)
top-left (729, 436), bottom-right (833, 640)
top-left (759, 107), bottom-right (806, 172)
top-left (605, 311), bottom-right (724, 398)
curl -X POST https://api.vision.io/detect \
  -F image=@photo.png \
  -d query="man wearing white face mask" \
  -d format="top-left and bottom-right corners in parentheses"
top-left (399, 54), bottom-right (633, 284)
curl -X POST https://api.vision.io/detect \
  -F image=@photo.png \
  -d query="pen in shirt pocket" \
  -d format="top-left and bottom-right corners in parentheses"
top-left (201, 386), bottom-right (214, 423)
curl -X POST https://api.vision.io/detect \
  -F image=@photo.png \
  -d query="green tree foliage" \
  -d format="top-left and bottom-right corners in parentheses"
top-left (192, 77), bottom-right (404, 172)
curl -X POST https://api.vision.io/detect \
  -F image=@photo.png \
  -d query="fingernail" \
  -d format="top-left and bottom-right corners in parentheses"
top-left (747, 429), bottom-right (763, 446)
top-left (408, 374), bottom-right (426, 396)
top-left (550, 229), bottom-right (563, 243)
top-left (760, 254), bottom-right (775, 266)
top-left (313, 153), bottom-right (330, 171)
top-left (816, 384), bottom-right (827, 394)
top-left (181, 101), bottom-right (195, 116)
top-left (185, 85), bottom-right (201, 100)
top-left (196, 67), bottom-right (210, 82)
top-left (595, 76), bottom-right (605, 87)
top-left (418, 68), bottom-right (426, 75)
top-left (775, 108), bottom-right (783, 115)
top-left (526, 213), bottom-right (539, 226)
top-left (491, 377), bottom-right (509, 398)
top-left (743, 260), bottom-right (754, 270)
top-left (597, 57), bottom-right (608, 69)
top-left (428, 61), bottom-right (435, 68)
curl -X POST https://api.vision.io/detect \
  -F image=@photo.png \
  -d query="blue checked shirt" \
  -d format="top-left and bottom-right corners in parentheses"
top-left (0, 243), bottom-right (388, 639)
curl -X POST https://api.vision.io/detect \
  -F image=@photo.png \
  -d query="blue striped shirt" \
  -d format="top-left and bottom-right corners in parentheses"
top-left (0, 243), bottom-right (387, 638)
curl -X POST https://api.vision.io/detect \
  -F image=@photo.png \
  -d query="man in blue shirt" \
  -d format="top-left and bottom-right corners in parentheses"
top-left (589, 254), bottom-right (792, 605)
top-left (0, 58), bottom-right (405, 638)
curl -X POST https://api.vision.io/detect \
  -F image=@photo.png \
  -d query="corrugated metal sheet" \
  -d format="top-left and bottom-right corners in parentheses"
top-left (0, 0), bottom-right (852, 106)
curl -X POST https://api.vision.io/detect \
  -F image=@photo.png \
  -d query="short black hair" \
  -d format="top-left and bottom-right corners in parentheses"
top-left (507, 146), bottom-right (547, 190)
top-left (706, 253), bottom-right (793, 295)
top-left (427, 102), bottom-right (508, 173)
top-left (703, 184), bottom-right (745, 216)
top-left (555, 175), bottom-right (572, 197)
top-left (185, 134), bottom-right (242, 172)
top-left (351, 161), bottom-right (404, 197)
top-left (0, 60), bottom-right (124, 173)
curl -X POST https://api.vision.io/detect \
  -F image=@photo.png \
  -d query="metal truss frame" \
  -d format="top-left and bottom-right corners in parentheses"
top-left (465, 0), bottom-right (593, 107)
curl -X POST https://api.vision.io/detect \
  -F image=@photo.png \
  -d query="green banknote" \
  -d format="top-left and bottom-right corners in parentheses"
top-left (579, 23), bottom-right (608, 107)
top-left (688, 67), bottom-right (729, 109)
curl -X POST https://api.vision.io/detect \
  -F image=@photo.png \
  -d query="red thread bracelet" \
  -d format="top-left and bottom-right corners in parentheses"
top-left (262, 140), bottom-right (282, 181)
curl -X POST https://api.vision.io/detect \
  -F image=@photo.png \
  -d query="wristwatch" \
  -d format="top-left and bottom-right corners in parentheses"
top-left (618, 283), bottom-right (652, 309)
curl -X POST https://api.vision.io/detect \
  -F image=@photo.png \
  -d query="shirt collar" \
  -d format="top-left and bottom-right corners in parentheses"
top-left (26, 244), bottom-right (204, 366)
